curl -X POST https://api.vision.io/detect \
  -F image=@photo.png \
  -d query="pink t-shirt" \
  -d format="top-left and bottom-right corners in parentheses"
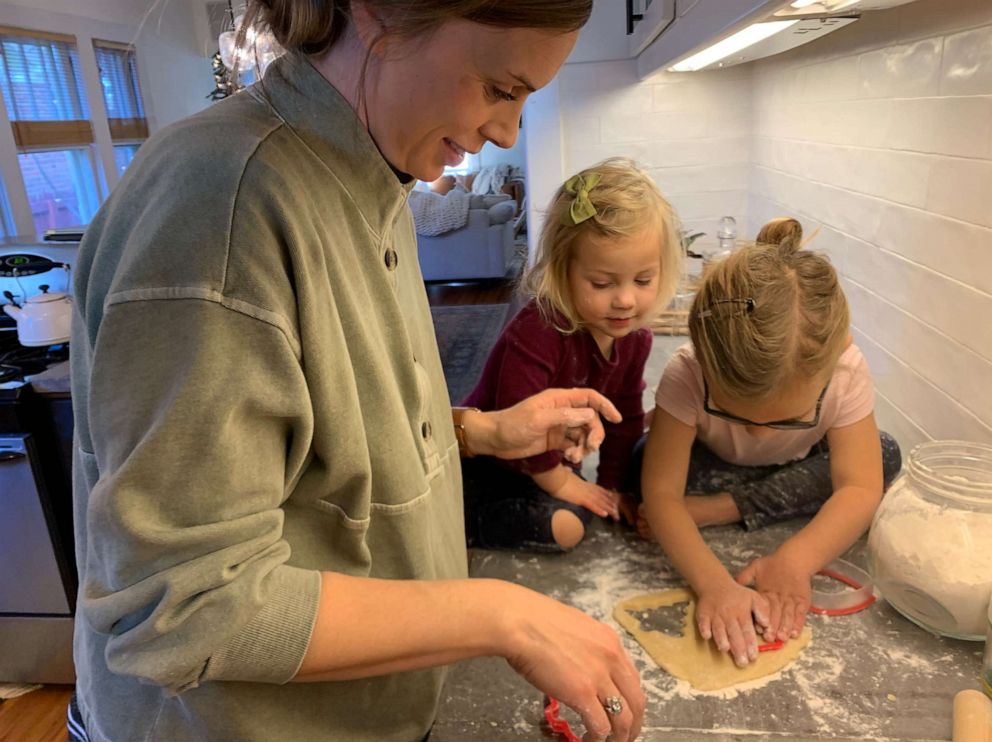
top-left (655, 343), bottom-right (875, 466)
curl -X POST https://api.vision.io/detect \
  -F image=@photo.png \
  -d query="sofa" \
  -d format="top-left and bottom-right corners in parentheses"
top-left (417, 204), bottom-right (516, 281)
top-left (411, 183), bottom-right (518, 281)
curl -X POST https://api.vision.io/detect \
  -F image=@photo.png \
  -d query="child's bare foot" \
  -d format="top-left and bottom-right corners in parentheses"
top-left (685, 493), bottom-right (742, 527)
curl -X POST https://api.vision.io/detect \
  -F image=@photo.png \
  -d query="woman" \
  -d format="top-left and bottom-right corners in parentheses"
top-left (68, 1), bottom-right (644, 741)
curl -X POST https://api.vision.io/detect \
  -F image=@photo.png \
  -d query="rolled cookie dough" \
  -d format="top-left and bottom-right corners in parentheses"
top-left (614, 587), bottom-right (812, 691)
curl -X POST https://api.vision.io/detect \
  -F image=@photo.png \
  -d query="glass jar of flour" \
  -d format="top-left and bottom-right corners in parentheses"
top-left (868, 440), bottom-right (992, 641)
top-left (984, 594), bottom-right (992, 697)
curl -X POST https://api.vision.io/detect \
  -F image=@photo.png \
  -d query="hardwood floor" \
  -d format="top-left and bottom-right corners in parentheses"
top-left (0, 686), bottom-right (72, 742)
top-left (0, 277), bottom-right (516, 742)
top-left (425, 276), bottom-right (517, 307)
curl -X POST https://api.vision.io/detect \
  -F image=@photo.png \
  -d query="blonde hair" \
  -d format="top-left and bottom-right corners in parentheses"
top-left (689, 218), bottom-right (849, 400)
top-left (521, 157), bottom-right (682, 333)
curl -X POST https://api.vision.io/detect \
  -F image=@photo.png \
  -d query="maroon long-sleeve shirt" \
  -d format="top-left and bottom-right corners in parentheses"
top-left (463, 299), bottom-right (650, 491)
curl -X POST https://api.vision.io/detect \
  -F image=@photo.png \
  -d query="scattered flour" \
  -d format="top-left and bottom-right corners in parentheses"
top-left (523, 520), bottom-right (975, 741)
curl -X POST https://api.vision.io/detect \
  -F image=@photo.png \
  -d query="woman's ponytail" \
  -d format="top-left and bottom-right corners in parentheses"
top-left (241, 1), bottom-right (347, 56)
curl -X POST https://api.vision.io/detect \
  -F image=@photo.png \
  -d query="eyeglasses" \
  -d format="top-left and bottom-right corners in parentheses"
top-left (702, 380), bottom-right (829, 430)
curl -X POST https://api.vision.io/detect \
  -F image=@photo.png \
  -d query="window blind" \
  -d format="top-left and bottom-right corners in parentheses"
top-left (94, 40), bottom-right (148, 141)
top-left (0, 26), bottom-right (93, 148)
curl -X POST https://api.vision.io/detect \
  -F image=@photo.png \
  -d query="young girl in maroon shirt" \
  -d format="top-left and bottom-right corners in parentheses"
top-left (461, 157), bottom-right (683, 551)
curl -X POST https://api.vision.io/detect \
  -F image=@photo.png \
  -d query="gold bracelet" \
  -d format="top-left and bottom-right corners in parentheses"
top-left (452, 406), bottom-right (481, 458)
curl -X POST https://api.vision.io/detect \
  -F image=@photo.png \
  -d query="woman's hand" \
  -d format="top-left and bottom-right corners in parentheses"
top-left (736, 552), bottom-right (814, 642)
top-left (551, 474), bottom-right (621, 520)
top-left (501, 584), bottom-right (645, 742)
top-left (695, 580), bottom-right (770, 667)
top-left (465, 388), bottom-right (621, 463)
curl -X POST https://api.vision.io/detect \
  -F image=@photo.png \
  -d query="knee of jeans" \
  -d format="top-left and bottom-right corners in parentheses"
top-left (879, 431), bottom-right (902, 486)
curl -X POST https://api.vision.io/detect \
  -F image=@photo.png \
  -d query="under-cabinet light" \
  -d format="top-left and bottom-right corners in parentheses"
top-left (669, 20), bottom-right (798, 72)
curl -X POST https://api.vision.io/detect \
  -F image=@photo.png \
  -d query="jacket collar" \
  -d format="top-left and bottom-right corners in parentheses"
top-left (252, 51), bottom-right (414, 238)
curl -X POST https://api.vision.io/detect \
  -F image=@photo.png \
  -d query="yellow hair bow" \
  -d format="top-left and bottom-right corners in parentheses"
top-left (561, 172), bottom-right (601, 226)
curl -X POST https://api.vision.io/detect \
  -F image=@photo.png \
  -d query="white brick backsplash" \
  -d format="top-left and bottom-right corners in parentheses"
top-left (841, 99), bottom-right (894, 149)
top-left (558, 60), bottom-right (638, 93)
top-left (707, 106), bottom-right (752, 139)
top-left (856, 149), bottom-right (933, 207)
top-left (566, 86), bottom-right (655, 118)
top-left (805, 56), bottom-right (863, 102)
top-left (927, 156), bottom-right (992, 228)
top-left (859, 38), bottom-right (943, 99)
top-left (940, 25), bottom-right (992, 97)
top-left (800, 180), bottom-right (885, 240)
top-left (565, 137), bottom-right (750, 174)
top-left (649, 163), bottom-right (749, 195)
top-left (845, 242), bottom-right (992, 358)
top-left (854, 329), bottom-right (992, 444)
top-left (876, 201), bottom-right (992, 296)
top-left (562, 116), bottom-right (601, 148)
top-left (844, 279), bottom-right (992, 427)
top-left (932, 96), bottom-right (992, 159)
top-left (600, 110), bottom-right (712, 143)
top-left (872, 393), bottom-right (931, 453)
top-left (887, 98), bottom-right (940, 153)
top-left (651, 83), bottom-right (690, 112)
top-left (810, 225), bottom-right (867, 277)
top-left (670, 191), bottom-right (747, 222)
top-left (680, 78), bottom-right (753, 111)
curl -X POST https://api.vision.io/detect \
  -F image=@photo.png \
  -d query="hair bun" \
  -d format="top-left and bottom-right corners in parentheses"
top-left (756, 216), bottom-right (802, 256)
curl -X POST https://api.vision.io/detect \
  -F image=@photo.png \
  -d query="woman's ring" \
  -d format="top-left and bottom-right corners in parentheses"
top-left (603, 696), bottom-right (623, 716)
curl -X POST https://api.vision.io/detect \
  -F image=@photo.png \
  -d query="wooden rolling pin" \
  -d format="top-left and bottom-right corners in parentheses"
top-left (953, 690), bottom-right (992, 742)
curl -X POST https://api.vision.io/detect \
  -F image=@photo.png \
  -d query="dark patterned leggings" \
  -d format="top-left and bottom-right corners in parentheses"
top-left (626, 431), bottom-right (902, 531)
top-left (461, 456), bottom-right (594, 552)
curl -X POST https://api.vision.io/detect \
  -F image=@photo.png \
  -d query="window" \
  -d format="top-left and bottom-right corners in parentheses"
top-left (113, 143), bottom-right (140, 177)
top-left (0, 26), bottom-right (102, 234)
top-left (0, 185), bottom-right (13, 238)
top-left (18, 150), bottom-right (100, 230)
top-left (93, 39), bottom-right (148, 175)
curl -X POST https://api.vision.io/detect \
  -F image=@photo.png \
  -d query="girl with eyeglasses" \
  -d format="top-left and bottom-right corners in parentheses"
top-left (630, 217), bottom-right (901, 668)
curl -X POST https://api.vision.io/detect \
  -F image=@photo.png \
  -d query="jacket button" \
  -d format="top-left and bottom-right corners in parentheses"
top-left (384, 249), bottom-right (398, 270)
top-left (421, 421), bottom-right (432, 440)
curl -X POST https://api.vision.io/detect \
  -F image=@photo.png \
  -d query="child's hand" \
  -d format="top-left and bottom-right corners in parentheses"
top-left (617, 493), bottom-right (639, 526)
top-left (695, 580), bottom-right (770, 667)
top-left (735, 553), bottom-right (813, 643)
top-left (551, 475), bottom-right (621, 520)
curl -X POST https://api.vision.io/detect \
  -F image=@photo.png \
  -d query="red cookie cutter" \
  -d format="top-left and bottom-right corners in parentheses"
top-left (544, 696), bottom-right (582, 742)
top-left (809, 558), bottom-right (876, 616)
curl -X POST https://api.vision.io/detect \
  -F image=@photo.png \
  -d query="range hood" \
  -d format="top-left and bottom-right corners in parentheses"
top-left (634, 0), bottom-right (920, 77)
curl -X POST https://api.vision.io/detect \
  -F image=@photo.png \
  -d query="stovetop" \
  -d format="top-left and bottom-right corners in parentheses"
top-left (0, 330), bottom-right (69, 388)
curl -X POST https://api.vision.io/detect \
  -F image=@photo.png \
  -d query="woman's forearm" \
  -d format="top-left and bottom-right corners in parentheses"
top-left (294, 573), bottom-right (520, 682)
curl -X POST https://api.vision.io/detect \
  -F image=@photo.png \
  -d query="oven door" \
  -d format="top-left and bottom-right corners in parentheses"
top-left (0, 433), bottom-right (76, 683)
top-left (0, 434), bottom-right (72, 614)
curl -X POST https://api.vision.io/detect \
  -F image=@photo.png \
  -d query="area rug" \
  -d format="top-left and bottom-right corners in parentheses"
top-left (431, 303), bottom-right (510, 404)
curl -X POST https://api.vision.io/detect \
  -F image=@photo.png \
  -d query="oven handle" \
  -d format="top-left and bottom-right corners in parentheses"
top-left (0, 450), bottom-right (26, 463)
